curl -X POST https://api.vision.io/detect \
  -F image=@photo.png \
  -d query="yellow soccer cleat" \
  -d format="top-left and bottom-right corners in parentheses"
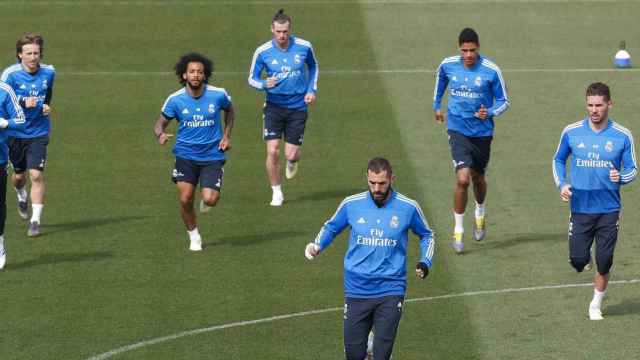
top-left (473, 216), bottom-right (486, 241)
top-left (449, 232), bottom-right (464, 254)
top-left (285, 161), bottom-right (299, 179)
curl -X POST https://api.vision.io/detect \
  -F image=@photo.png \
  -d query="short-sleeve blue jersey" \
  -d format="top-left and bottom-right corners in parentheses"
top-left (248, 35), bottom-right (318, 110)
top-left (0, 82), bottom-right (26, 165)
top-left (1, 63), bottom-right (55, 138)
top-left (314, 190), bottom-right (435, 299)
top-left (553, 118), bottom-right (637, 214)
top-left (433, 55), bottom-right (509, 137)
top-left (161, 85), bottom-right (232, 162)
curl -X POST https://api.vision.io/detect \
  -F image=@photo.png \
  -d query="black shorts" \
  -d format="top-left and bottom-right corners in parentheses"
top-left (447, 130), bottom-right (492, 174)
top-left (263, 102), bottom-right (308, 145)
top-left (9, 136), bottom-right (49, 173)
top-left (171, 157), bottom-right (224, 191)
top-left (569, 212), bottom-right (619, 275)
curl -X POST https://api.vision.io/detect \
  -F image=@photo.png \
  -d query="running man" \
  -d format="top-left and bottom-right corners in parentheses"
top-left (553, 82), bottom-right (636, 320)
top-left (154, 53), bottom-right (235, 251)
top-left (249, 8), bottom-right (318, 206)
top-left (433, 27), bottom-right (509, 253)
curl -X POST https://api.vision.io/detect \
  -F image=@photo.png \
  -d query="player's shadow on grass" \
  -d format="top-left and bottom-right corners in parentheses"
top-left (605, 298), bottom-right (640, 316)
top-left (42, 215), bottom-right (149, 235)
top-left (474, 233), bottom-right (563, 252)
top-left (8, 251), bottom-right (113, 271)
top-left (207, 230), bottom-right (304, 247)
top-left (293, 188), bottom-right (363, 202)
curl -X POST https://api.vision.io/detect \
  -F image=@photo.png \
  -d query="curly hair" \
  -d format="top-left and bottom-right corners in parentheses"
top-left (174, 52), bottom-right (213, 85)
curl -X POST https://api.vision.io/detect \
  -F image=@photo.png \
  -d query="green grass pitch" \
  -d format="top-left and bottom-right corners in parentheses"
top-left (1, 1), bottom-right (640, 359)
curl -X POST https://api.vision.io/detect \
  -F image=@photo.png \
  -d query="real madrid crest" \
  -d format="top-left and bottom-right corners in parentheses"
top-left (390, 215), bottom-right (399, 229)
top-left (208, 104), bottom-right (215, 113)
top-left (475, 76), bottom-right (482, 87)
top-left (605, 141), bottom-right (613, 152)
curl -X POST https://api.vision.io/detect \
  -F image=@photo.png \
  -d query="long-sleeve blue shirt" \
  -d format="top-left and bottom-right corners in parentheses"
top-left (433, 55), bottom-right (509, 137)
top-left (248, 36), bottom-right (318, 110)
top-left (553, 118), bottom-right (637, 214)
top-left (314, 190), bottom-right (435, 299)
top-left (0, 81), bottom-right (26, 165)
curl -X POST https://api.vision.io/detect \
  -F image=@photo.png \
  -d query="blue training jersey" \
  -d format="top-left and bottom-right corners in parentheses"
top-left (0, 82), bottom-right (26, 164)
top-left (248, 35), bottom-right (318, 110)
top-left (553, 118), bottom-right (637, 214)
top-left (1, 63), bottom-right (55, 138)
top-left (314, 190), bottom-right (435, 299)
top-left (433, 55), bottom-right (509, 137)
top-left (161, 85), bottom-right (232, 162)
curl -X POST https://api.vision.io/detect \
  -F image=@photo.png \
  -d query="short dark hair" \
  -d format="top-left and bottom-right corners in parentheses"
top-left (586, 82), bottom-right (611, 102)
top-left (272, 8), bottom-right (291, 25)
top-left (368, 157), bottom-right (393, 176)
top-left (16, 33), bottom-right (44, 60)
top-left (174, 52), bottom-right (213, 85)
top-left (458, 28), bottom-right (479, 46)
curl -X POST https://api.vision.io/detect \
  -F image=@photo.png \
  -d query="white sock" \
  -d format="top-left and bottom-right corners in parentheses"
top-left (15, 187), bottom-right (27, 202)
top-left (0, 235), bottom-right (4, 247)
top-left (31, 204), bottom-right (44, 223)
top-left (188, 228), bottom-right (201, 241)
top-left (454, 212), bottom-right (465, 234)
top-left (475, 202), bottom-right (485, 218)
top-left (590, 289), bottom-right (605, 309)
top-left (271, 185), bottom-right (282, 194)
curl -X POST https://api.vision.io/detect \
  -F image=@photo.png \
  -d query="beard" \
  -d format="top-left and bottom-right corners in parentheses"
top-left (370, 189), bottom-right (390, 207)
top-left (187, 79), bottom-right (204, 91)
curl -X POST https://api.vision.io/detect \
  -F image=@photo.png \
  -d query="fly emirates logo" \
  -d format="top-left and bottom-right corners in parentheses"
top-left (576, 151), bottom-right (613, 168)
top-left (356, 228), bottom-right (398, 247)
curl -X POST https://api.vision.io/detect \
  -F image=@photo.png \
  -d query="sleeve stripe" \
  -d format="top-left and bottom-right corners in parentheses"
top-left (0, 82), bottom-right (25, 123)
top-left (481, 60), bottom-right (510, 104)
top-left (613, 123), bottom-right (637, 167)
top-left (248, 42), bottom-right (272, 90)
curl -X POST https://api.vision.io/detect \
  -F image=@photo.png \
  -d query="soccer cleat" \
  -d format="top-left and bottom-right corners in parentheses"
top-left (199, 200), bottom-right (211, 213)
top-left (285, 161), bottom-right (298, 179)
top-left (0, 244), bottom-right (6, 270)
top-left (366, 330), bottom-right (374, 359)
top-left (449, 232), bottom-right (464, 254)
top-left (189, 236), bottom-right (203, 252)
top-left (18, 200), bottom-right (28, 220)
top-left (27, 221), bottom-right (40, 237)
top-left (270, 191), bottom-right (284, 206)
top-left (584, 257), bottom-right (593, 271)
top-left (589, 307), bottom-right (603, 320)
top-left (473, 216), bottom-right (486, 241)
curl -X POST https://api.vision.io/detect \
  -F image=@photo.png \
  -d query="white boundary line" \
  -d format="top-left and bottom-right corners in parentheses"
top-left (59, 68), bottom-right (640, 77)
top-left (85, 278), bottom-right (640, 360)
top-left (1, 0), bottom-right (634, 5)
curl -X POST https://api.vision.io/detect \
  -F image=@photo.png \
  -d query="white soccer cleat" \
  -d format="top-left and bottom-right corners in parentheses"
top-left (366, 330), bottom-right (374, 359)
top-left (189, 236), bottom-right (203, 252)
top-left (589, 307), bottom-right (603, 321)
top-left (199, 200), bottom-right (212, 213)
top-left (270, 191), bottom-right (284, 206)
top-left (305, 243), bottom-right (320, 260)
top-left (285, 161), bottom-right (299, 179)
top-left (0, 244), bottom-right (6, 270)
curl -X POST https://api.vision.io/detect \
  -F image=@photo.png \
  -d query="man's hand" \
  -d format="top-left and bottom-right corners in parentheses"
top-left (157, 133), bottom-right (174, 145)
top-left (305, 242), bottom-right (320, 260)
top-left (415, 262), bottom-right (429, 279)
top-left (609, 168), bottom-right (620, 183)
top-left (24, 97), bottom-right (38, 108)
top-left (560, 184), bottom-right (572, 202)
top-left (435, 109), bottom-right (444, 124)
top-left (304, 93), bottom-right (316, 105)
top-left (266, 77), bottom-right (278, 89)
top-left (0, 118), bottom-right (8, 129)
top-left (42, 104), bottom-right (51, 116)
top-left (474, 104), bottom-right (488, 120)
top-left (219, 136), bottom-right (231, 151)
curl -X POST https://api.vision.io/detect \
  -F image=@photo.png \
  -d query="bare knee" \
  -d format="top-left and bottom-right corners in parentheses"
top-left (202, 192), bottom-right (220, 207)
top-left (29, 170), bottom-right (44, 183)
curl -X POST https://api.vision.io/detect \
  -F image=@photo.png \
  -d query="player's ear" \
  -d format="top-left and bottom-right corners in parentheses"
top-left (182, 73), bottom-right (187, 81)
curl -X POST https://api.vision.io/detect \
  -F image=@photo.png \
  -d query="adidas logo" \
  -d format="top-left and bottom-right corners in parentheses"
top-left (182, 108), bottom-right (189, 114)
top-left (271, 59), bottom-right (278, 65)
top-left (357, 217), bottom-right (366, 224)
top-left (578, 142), bottom-right (586, 149)
top-left (20, 84), bottom-right (26, 89)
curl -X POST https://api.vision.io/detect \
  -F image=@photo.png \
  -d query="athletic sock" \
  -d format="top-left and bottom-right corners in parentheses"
top-left (590, 289), bottom-right (606, 309)
top-left (454, 212), bottom-right (465, 236)
top-left (475, 202), bottom-right (485, 219)
top-left (0, 235), bottom-right (4, 247)
top-left (188, 228), bottom-right (201, 241)
top-left (271, 185), bottom-right (282, 194)
top-left (15, 187), bottom-right (27, 202)
top-left (31, 204), bottom-right (43, 224)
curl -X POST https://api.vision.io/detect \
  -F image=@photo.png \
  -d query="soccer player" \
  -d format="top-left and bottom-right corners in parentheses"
top-left (248, 8), bottom-right (318, 206)
top-left (553, 82), bottom-right (636, 320)
top-left (433, 28), bottom-right (509, 253)
top-left (0, 81), bottom-right (26, 269)
top-left (154, 53), bottom-right (235, 251)
top-left (1, 33), bottom-right (56, 237)
top-left (305, 157), bottom-right (434, 360)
